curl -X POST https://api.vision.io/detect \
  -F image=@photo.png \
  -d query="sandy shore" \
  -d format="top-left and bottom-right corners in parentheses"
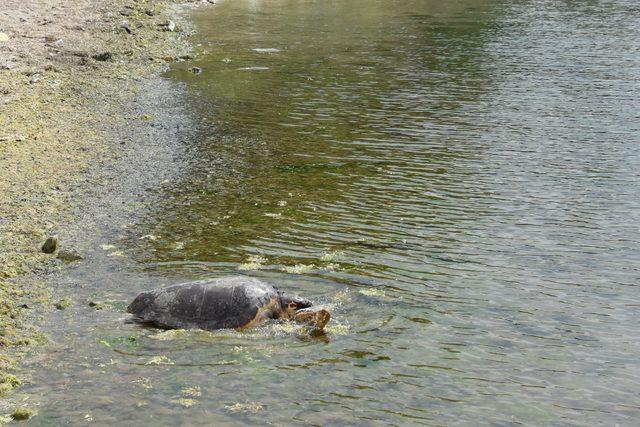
top-left (0, 0), bottom-right (207, 400)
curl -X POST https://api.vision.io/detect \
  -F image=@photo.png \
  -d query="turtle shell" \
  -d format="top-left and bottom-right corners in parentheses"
top-left (127, 276), bottom-right (280, 330)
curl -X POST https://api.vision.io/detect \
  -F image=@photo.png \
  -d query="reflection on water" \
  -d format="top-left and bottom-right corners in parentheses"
top-left (20, 0), bottom-right (640, 425)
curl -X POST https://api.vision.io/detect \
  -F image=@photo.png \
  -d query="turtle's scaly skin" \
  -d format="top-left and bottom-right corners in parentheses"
top-left (127, 276), bottom-right (282, 330)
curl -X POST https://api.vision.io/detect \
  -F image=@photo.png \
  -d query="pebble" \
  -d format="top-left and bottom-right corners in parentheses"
top-left (0, 33), bottom-right (9, 42)
top-left (189, 67), bottom-right (202, 75)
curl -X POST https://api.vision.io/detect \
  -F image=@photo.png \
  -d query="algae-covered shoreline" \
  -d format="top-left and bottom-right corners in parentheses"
top-left (0, 0), bottom-right (208, 403)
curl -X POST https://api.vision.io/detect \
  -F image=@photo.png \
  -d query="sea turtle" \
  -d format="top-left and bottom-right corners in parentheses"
top-left (127, 276), bottom-right (330, 332)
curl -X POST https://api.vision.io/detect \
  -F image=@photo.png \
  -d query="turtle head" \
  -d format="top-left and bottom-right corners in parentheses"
top-left (278, 292), bottom-right (312, 315)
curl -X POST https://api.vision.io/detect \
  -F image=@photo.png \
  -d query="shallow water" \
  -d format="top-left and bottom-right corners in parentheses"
top-left (17, 0), bottom-right (640, 425)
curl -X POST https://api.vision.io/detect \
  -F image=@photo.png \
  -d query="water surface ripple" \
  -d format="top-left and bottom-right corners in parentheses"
top-left (21, 0), bottom-right (640, 425)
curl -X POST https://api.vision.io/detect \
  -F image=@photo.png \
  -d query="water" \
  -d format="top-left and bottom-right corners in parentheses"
top-left (17, 0), bottom-right (640, 425)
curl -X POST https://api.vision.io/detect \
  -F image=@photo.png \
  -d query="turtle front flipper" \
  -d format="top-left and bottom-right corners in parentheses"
top-left (294, 309), bottom-right (331, 333)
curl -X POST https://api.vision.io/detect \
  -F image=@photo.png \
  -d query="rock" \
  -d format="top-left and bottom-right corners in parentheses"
top-left (11, 407), bottom-right (35, 421)
top-left (120, 24), bottom-right (133, 35)
top-left (0, 33), bottom-right (9, 42)
top-left (91, 52), bottom-right (113, 61)
top-left (55, 299), bottom-right (71, 310)
top-left (159, 20), bottom-right (176, 32)
top-left (41, 236), bottom-right (58, 254)
top-left (57, 249), bottom-right (83, 262)
top-left (88, 301), bottom-right (103, 309)
top-left (189, 67), bottom-right (202, 75)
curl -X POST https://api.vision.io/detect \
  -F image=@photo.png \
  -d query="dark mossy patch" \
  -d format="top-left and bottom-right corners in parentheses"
top-left (91, 52), bottom-right (113, 62)
top-left (276, 162), bottom-right (343, 173)
top-left (11, 407), bottom-right (36, 421)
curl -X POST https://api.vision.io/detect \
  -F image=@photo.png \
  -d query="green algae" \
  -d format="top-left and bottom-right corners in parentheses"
top-left (97, 335), bottom-right (142, 350)
top-left (0, 374), bottom-right (20, 396)
top-left (145, 355), bottom-right (174, 365)
top-left (283, 263), bottom-right (316, 274)
top-left (149, 329), bottom-right (192, 341)
top-left (10, 407), bottom-right (35, 421)
top-left (224, 401), bottom-right (264, 413)
top-left (180, 385), bottom-right (201, 397)
top-left (173, 398), bottom-right (197, 408)
top-left (238, 254), bottom-right (267, 270)
top-left (359, 288), bottom-right (386, 298)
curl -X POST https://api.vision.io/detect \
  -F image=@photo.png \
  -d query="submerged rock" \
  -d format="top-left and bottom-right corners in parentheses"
top-left (41, 236), bottom-right (58, 254)
top-left (189, 67), bottom-right (202, 75)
